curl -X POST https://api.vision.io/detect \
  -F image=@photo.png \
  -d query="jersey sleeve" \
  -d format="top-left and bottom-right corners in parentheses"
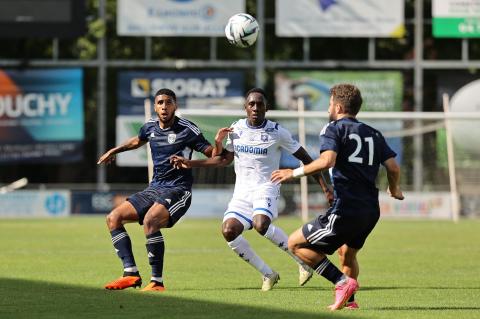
top-left (138, 122), bottom-right (150, 142)
top-left (191, 133), bottom-right (212, 153)
top-left (278, 124), bottom-right (301, 154)
top-left (319, 122), bottom-right (339, 153)
top-left (184, 120), bottom-right (211, 153)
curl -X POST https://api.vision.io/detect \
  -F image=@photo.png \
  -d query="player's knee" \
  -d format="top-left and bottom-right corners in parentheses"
top-left (106, 210), bottom-right (122, 230)
top-left (252, 220), bottom-right (269, 235)
top-left (288, 237), bottom-right (299, 254)
top-left (222, 224), bottom-right (240, 242)
top-left (143, 214), bottom-right (162, 233)
top-left (252, 215), bottom-right (270, 235)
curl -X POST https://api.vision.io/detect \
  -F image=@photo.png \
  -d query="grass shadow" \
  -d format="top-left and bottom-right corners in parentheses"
top-left (0, 278), bottom-right (368, 319)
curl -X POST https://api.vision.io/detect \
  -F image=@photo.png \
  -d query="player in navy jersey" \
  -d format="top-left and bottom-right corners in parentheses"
top-left (271, 84), bottom-right (404, 310)
top-left (97, 88), bottom-right (213, 292)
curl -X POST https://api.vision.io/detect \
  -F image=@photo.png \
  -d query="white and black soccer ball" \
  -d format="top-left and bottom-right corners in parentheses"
top-left (225, 13), bottom-right (259, 48)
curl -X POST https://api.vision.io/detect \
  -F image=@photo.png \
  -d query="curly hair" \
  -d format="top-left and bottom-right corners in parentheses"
top-left (154, 88), bottom-right (176, 102)
top-left (330, 84), bottom-right (363, 115)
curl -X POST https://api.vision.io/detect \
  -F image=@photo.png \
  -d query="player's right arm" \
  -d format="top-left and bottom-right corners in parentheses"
top-left (383, 157), bottom-right (404, 200)
top-left (170, 151), bottom-right (233, 169)
top-left (97, 136), bottom-right (147, 165)
top-left (212, 127), bottom-right (233, 157)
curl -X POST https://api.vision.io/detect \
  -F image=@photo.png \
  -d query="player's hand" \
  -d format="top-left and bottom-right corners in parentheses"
top-left (170, 155), bottom-right (191, 169)
top-left (97, 151), bottom-right (116, 165)
top-left (387, 186), bottom-right (404, 200)
top-left (215, 127), bottom-right (233, 143)
top-left (271, 169), bottom-right (293, 184)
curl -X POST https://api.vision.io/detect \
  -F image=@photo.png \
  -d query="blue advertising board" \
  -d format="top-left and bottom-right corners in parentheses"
top-left (118, 70), bottom-right (245, 115)
top-left (116, 70), bottom-right (244, 166)
top-left (0, 69), bottom-right (84, 163)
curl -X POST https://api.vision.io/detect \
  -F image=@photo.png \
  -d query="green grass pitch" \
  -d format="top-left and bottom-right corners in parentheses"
top-left (0, 216), bottom-right (479, 319)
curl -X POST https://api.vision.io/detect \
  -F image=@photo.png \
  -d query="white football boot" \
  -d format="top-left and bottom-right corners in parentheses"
top-left (261, 271), bottom-right (280, 291)
top-left (298, 264), bottom-right (314, 286)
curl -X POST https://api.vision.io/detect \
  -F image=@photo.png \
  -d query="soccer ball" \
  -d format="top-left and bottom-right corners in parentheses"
top-left (225, 13), bottom-right (259, 48)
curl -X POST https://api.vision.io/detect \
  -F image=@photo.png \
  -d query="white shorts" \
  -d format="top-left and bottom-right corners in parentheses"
top-left (223, 185), bottom-right (280, 230)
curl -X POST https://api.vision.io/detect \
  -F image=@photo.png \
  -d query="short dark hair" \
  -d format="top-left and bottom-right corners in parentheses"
top-left (245, 87), bottom-right (267, 101)
top-left (330, 84), bottom-right (362, 115)
top-left (154, 88), bottom-right (176, 102)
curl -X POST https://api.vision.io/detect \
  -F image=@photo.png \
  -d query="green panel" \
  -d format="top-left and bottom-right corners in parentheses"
top-left (433, 17), bottom-right (480, 38)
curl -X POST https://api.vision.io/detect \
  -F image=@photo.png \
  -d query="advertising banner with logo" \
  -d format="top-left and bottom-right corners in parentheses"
top-left (379, 192), bottom-right (452, 219)
top-left (433, 0), bottom-right (480, 38)
top-left (117, 0), bottom-right (244, 36)
top-left (0, 69), bottom-right (84, 163)
top-left (116, 70), bottom-right (244, 166)
top-left (274, 71), bottom-right (403, 166)
top-left (0, 190), bottom-right (70, 217)
top-left (276, 0), bottom-right (405, 37)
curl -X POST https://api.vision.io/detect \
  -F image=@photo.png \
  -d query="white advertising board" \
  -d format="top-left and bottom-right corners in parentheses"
top-left (118, 0), bottom-right (244, 36)
top-left (379, 192), bottom-right (452, 219)
top-left (276, 0), bottom-right (404, 38)
top-left (0, 190), bottom-right (71, 217)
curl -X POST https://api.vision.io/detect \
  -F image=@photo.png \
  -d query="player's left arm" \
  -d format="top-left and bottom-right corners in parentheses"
top-left (292, 147), bottom-right (333, 203)
top-left (384, 157), bottom-right (404, 200)
top-left (272, 150), bottom-right (337, 184)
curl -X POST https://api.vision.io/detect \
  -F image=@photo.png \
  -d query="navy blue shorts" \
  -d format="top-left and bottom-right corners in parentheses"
top-left (127, 185), bottom-right (192, 227)
top-left (302, 204), bottom-right (380, 255)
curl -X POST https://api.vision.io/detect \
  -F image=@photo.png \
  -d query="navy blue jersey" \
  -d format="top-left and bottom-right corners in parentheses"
top-left (320, 117), bottom-right (396, 205)
top-left (138, 116), bottom-right (211, 189)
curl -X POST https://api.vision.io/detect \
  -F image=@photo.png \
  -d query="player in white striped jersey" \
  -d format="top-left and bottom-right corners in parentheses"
top-left (171, 88), bottom-right (332, 290)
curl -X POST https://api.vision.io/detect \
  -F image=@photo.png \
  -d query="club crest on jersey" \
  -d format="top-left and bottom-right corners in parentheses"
top-left (261, 133), bottom-right (268, 142)
top-left (168, 133), bottom-right (176, 144)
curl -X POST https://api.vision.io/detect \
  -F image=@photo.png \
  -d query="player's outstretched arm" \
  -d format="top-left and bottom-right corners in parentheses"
top-left (170, 151), bottom-right (234, 169)
top-left (292, 147), bottom-right (334, 204)
top-left (383, 157), bottom-right (404, 200)
top-left (212, 127), bottom-right (233, 157)
top-left (97, 136), bottom-right (146, 165)
top-left (271, 150), bottom-right (337, 184)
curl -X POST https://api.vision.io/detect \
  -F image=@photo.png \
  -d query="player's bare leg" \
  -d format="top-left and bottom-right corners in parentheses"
top-left (253, 214), bottom-right (313, 286)
top-left (338, 245), bottom-right (360, 309)
top-left (141, 203), bottom-right (170, 292)
top-left (288, 228), bottom-right (358, 311)
top-left (104, 201), bottom-right (142, 290)
top-left (222, 218), bottom-right (277, 291)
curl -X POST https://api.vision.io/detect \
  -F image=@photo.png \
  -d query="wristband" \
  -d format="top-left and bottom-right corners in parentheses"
top-left (292, 166), bottom-right (305, 178)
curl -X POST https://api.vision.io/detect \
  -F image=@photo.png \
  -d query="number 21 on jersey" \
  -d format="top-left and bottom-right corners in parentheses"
top-left (348, 133), bottom-right (374, 165)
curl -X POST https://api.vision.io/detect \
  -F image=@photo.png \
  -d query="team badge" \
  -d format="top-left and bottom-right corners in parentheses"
top-left (261, 133), bottom-right (268, 142)
top-left (168, 133), bottom-right (176, 144)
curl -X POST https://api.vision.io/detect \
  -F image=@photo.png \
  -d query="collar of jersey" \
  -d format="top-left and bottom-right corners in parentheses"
top-left (338, 116), bottom-right (358, 122)
top-left (156, 116), bottom-right (177, 131)
top-left (245, 119), bottom-right (267, 129)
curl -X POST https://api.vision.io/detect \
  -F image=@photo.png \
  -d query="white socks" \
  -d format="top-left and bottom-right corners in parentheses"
top-left (124, 266), bottom-right (138, 273)
top-left (264, 224), bottom-right (311, 271)
top-left (228, 235), bottom-right (273, 276)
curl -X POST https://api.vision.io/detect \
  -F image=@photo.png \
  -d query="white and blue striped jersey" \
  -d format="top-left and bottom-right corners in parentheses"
top-left (225, 118), bottom-right (301, 191)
